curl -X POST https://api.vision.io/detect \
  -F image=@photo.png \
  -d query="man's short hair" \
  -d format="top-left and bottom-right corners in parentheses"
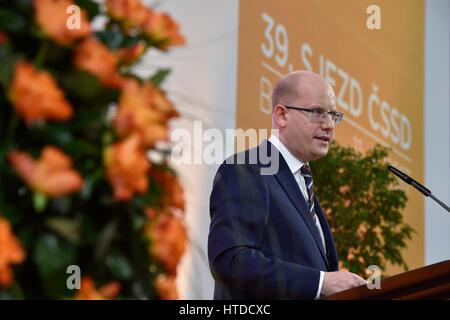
top-left (271, 76), bottom-right (302, 111)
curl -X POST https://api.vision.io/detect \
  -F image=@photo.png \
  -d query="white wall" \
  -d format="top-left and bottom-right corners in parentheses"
top-left (138, 0), bottom-right (239, 299)
top-left (139, 0), bottom-right (450, 298)
top-left (424, 0), bottom-right (450, 265)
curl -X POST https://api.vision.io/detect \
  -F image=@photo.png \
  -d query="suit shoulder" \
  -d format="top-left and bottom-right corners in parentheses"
top-left (217, 146), bottom-right (262, 176)
top-left (217, 140), bottom-right (281, 178)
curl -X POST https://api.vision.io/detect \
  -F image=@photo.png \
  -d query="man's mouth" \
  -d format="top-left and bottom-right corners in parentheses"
top-left (314, 136), bottom-right (330, 142)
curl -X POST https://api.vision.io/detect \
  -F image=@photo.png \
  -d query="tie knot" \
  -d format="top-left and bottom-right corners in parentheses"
top-left (300, 165), bottom-right (313, 185)
top-left (300, 164), bottom-right (311, 175)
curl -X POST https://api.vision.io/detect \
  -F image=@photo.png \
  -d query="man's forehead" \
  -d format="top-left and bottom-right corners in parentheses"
top-left (304, 104), bottom-right (337, 112)
top-left (297, 89), bottom-right (336, 109)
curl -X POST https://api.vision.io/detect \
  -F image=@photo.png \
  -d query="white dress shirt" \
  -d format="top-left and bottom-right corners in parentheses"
top-left (268, 134), bottom-right (325, 299)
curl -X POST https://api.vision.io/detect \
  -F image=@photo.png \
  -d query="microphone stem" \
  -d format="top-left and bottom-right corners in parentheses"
top-left (429, 194), bottom-right (450, 213)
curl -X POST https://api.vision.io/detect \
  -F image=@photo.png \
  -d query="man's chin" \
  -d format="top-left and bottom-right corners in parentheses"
top-left (311, 147), bottom-right (329, 160)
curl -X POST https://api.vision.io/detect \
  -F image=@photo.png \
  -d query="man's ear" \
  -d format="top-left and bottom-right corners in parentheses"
top-left (273, 104), bottom-right (288, 128)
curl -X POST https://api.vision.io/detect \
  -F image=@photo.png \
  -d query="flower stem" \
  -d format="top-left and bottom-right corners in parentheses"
top-left (34, 40), bottom-right (49, 68)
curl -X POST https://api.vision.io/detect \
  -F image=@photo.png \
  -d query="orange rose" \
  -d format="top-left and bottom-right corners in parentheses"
top-left (33, 0), bottom-right (91, 45)
top-left (105, 0), bottom-right (151, 30)
top-left (8, 146), bottom-right (84, 197)
top-left (11, 61), bottom-right (73, 124)
top-left (115, 42), bottom-right (146, 63)
top-left (114, 78), bottom-right (178, 147)
top-left (150, 166), bottom-right (184, 211)
top-left (142, 11), bottom-right (185, 49)
top-left (144, 210), bottom-right (187, 274)
top-left (0, 216), bottom-right (26, 288)
top-left (74, 277), bottom-right (121, 300)
top-left (73, 37), bottom-right (124, 89)
top-left (154, 274), bottom-right (178, 300)
top-left (104, 134), bottom-right (151, 201)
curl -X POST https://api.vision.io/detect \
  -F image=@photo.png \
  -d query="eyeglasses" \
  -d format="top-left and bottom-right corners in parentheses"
top-left (284, 105), bottom-right (344, 124)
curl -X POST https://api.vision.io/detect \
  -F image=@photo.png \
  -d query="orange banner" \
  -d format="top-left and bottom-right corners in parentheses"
top-left (236, 0), bottom-right (424, 274)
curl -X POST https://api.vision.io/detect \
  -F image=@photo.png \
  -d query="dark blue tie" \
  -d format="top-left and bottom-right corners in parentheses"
top-left (300, 164), bottom-right (324, 246)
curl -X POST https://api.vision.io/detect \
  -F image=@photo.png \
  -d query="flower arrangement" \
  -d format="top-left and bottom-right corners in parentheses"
top-left (0, 0), bottom-right (187, 299)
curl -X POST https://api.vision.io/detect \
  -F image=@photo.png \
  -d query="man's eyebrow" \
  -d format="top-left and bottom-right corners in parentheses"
top-left (310, 105), bottom-right (337, 112)
top-left (309, 105), bottom-right (326, 109)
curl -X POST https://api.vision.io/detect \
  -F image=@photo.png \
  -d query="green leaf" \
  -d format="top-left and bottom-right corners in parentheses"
top-left (10, 281), bottom-right (25, 300)
top-left (70, 111), bottom-right (103, 130)
top-left (48, 197), bottom-right (72, 215)
top-left (17, 225), bottom-right (33, 252)
top-left (33, 192), bottom-right (47, 213)
top-left (41, 124), bottom-right (73, 146)
top-left (42, 270), bottom-right (74, 299)
top-left (66, 139), bottom-right (99, 157)
top-left (102, 130), bottom-right (115, 148)
top-left (132, 213), bottom-right (146, 231)
top-left (121, 36), bottom-right (145, 48)
top-left (0, 43), bottom-right (20, 88)
top-left (0, 9), bottom-right (26, 33)
top-left (33, 233), bottom-right (77, 276)
top-left (44, 217), bottom-right (81, 244)
top-left (61, 70), bottom-right (101, 100)
top-left (80, 168), bottom-right (104, 200)
top-left (14, 0), bottom-right (33, 11)
top-left (94, 218), bottom-right (118, 262)
top-left (95, 29), bottom-right (124, 50)
top-left (74, 0), bottom-right (100, 20)
top-left (150, 69), bottom-right (171, 87)
top-left (106, 251), bottom-right (133, 280)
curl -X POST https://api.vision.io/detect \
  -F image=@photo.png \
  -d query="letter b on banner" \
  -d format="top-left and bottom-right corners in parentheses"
top-left (260, 77), bottom-right (272, 114)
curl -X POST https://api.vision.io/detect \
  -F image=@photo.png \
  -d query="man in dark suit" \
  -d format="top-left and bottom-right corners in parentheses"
top-left (208, 70), bottom-right (367, 299)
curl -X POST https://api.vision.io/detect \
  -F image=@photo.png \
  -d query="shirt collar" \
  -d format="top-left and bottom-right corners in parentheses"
top-left (268, 134), bottom-right (306, 175)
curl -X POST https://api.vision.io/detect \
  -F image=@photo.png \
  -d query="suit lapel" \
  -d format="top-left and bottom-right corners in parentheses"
top-left (262, 140), bottom-right (329, 266)
top-left (314, 197), bottom-right (339, 270)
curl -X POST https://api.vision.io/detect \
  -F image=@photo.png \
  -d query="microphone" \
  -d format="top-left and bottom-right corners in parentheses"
top-left (388, 165), bottom-right (449, 213)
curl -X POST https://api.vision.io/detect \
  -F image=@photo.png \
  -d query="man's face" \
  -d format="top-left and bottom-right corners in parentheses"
top-left (283, 82), bottom-right (337, 163)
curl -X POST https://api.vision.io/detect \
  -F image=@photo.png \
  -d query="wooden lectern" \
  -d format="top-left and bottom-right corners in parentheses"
top-left (321, 260), bottom-right (450, 300)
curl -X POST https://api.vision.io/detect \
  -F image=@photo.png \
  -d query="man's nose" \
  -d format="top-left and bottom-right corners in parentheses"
top-left (321, 113), bottom-right (335, 130)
